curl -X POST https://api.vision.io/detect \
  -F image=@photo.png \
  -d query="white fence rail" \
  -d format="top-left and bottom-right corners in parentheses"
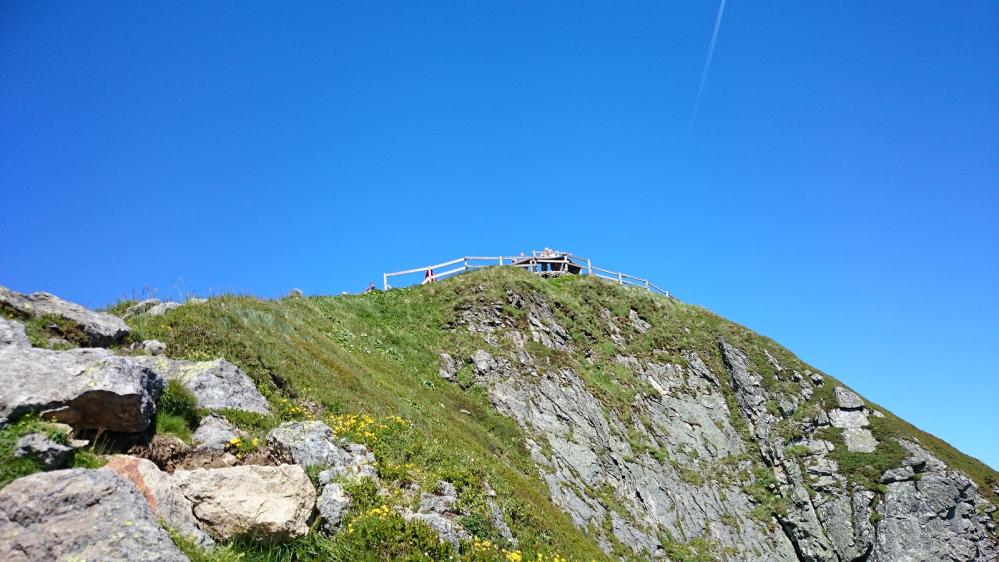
top-left (383, 253), bottom-right (677, 300)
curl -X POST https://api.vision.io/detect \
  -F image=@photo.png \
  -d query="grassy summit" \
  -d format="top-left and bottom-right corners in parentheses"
top-left (4, 267), bottom-right (994, 561)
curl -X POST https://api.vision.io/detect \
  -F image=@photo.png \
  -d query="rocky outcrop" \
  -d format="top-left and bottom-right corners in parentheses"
top-left (0, 468), bottom-right (186, 562)
top-left (474, 346), bottom-right (798, 559)
top-left (0, 285), bottom-right (129, 347)
top-left (871, 440), bottom-right (997, 562)
top-left (134, 356), bottom-right (269, 413)
top-left (104, 455), bottom-right (215, 546)
top-left (173, 464), bottom-right (316, 541)
top-left (147, 302), bottom-right (182, 316)
top-left (0, 345), bottom-right (162, 431)
top-left (401, 480), bottom-right (470, 549)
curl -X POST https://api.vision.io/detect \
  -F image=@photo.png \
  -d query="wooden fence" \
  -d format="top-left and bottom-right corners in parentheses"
top-left (382, 253), bottom-right (677, 300)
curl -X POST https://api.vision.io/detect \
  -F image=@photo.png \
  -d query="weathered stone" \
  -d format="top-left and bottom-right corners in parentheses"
top-left (0, 346), bottom-right (162, 431)
top-left (438, 352), bottom-right (461, 381)
top-left (0, 286), bottom-right (129, 347)
top-left (316, 483), bottom-right (350, 532)
top-left (267, 420), bottom-right (369, 470)
top-left (833, 386), bottom-right (865, 410)
top-left (133, 356), bottom-right (269, 413)
top-left (0, 318), bottom-right (30, 348)
top-left (880, 466), bottom-right (914, 483)
top-left (14, 432), bottom-right (72, 468)
top-left (316, 439), bottom-right (378, 483)
top-left (103, 455), bottom-right (214, 546)
top-left (828, 408), bottom-right (869, 429)
top-left (143, 339), bottom-right (167, 355)
top-left (124, 298), bottom-right (161, 318)
top-left (842, 428), bottom-right (878, 453)
top-left (0, 468), bottom-right (186, 561)
top-left (402, 511), bottom-right (469, 549)
top-left (419, 480), bottom-right (458, 514)
top-left (173, 464), bottom-right (316, 541)
top-left (628, 309), bottom-right (650, 333)
top-left (146, 301), bottom-right (182, 316)
top-left (192, 414), bottom-right (241, 451)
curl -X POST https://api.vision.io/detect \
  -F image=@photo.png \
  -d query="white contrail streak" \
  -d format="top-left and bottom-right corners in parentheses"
top-left (687, 0), bottom-right (727, 139)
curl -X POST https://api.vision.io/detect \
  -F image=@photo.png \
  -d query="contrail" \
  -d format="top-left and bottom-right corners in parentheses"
top-left (687, 0), bottom-right (727, 139)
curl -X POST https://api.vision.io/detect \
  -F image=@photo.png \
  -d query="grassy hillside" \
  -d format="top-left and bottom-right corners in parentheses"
top-left (5, 267), bottom-right (994, 561)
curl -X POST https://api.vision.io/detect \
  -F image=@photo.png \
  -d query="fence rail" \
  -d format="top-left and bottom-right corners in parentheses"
top-left (382, 253), bottom-right (677, 300)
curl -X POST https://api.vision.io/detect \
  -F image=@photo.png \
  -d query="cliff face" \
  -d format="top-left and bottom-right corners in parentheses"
top-left (1, 269), bottom-right (995, 561)
top-left (438, 272), bottom-right (997, 560)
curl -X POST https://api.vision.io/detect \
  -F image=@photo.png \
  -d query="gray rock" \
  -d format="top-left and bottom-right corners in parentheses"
top-left (880, 466), bottom-right (915, 483)
top-left (0, 345), bottom-right (162, 432)
top-left (418, 480), bottom-right (458, 514)
top-left (192, 415), bottom-right (241, 451)
top-left (0, 285), bottom-right (130, 347)
top-left (833, 386), bottom-right (865, 409)
top-left (146, 302), bottom-right (182, 316)
top-left (628, 309), bottom-right (651, 333)
top-left (103, 455), bottom-right (214, 546)
top-left (133, 356), bottom-right (269, 413)
top-left (142, 339), bottom-right (167, 355)
top-left (402, 511), bottom-right (469, 549)
top-left (316, 483), bottom-right (350, 532)
top-left (268, 421), bottom-right (377, 479)
top-left (842, 428), bottom-right (878, 453)
top-left (14, 432), bottom-right (72, 468)
top-left (0, 318), bottom-right (30, 348)
top-left (828, 408), bottom-right (869, 429)
top-left (0, 468), bottom-right (187, 562)
top-left (487, 497), bottom-right (515, 545)
top-left (124, 298), bottom-right (161, 318)
top-left (173, 464), bottom-right (316, 541)
top-left (438, 352), bottom-right (460, 381)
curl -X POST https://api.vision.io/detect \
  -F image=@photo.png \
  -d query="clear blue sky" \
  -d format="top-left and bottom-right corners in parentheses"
top-left (2, 2), bottom-right (997, 468)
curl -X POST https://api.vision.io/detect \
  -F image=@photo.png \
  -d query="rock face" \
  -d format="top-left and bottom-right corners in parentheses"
top-left (0, 468), bottom-right (186, 562)
top-left (134, 356), bottom-right (269, 413)
top-left (0, 345), bottom-right (162, 431)
top-left (0, 285), bottom-right (129, 347)
top-left (871, 440), bottom-right (998, 562)
top-left (103, 455), bottom-right (215, 546)
top-left (402, 480), bottom-right (469, 549)
top-left (451, 291), bottom-right (999, 560)
top-left (173, 464), bottom-right (316, 541)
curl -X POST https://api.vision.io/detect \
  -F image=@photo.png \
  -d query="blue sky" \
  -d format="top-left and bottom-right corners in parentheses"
top-left (2, 2), bottom-right (996, 468)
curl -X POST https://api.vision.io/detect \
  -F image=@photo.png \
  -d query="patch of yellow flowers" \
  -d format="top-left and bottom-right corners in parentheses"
top-left (325, 412), bottom-right (412, 443)
top-left (469, 537), bottom-right (573, 562)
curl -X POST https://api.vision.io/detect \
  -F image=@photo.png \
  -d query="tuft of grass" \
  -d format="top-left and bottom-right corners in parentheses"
top-left (154, 380), bottom-right (201, 442)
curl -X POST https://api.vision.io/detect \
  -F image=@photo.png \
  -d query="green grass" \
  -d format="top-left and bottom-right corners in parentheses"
top-left (0, 415), bottom-right (71, 487)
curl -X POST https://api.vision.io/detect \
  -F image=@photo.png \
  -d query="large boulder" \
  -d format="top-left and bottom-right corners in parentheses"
top-left (103, 455), bottom-right (214, 546)
top-left (0, 468), bottom-right (187, 562)
top-left (173, 464), bottom-right (316, 541)
top-left (267, 420), bottom-right (377, 480)
top-left (0, 346), bottom-right (163, 431)
top-left (133, 356), bottom-right (269, 414)
top-left (0, 286), bottom-right (129, 347)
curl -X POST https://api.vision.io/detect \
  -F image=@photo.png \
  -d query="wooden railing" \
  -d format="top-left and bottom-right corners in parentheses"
top-left (382, 253), bottom-right (677, 300)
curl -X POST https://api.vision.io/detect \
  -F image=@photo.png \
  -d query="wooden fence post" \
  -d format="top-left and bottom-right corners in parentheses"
top-left (383, 273), bottom-right (388, 290)
top-left (617, 272), bottom-right (623, 284)
top-left (587, 258), bottom-right (592, 275)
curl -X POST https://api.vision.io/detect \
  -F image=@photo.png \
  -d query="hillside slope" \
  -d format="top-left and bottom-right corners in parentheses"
top-left (2, 268), bottom-right (996, 561)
